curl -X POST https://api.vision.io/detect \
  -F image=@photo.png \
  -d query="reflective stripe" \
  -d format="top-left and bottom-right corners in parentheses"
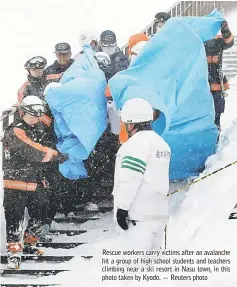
top-left (42, 148), bottom-right (57, 162)
top-left (23, 232), bottom-right (39, 244)
top-left (122, 156), bottom-right (146, 167)
top-left (17, 81), bottom-right (30, 103)
top-left (211, 83), bottom-right (229, 91)
top-left (39, 114), bottom-right (52, 127)
top-left (224, 34), bottom-right (234, 44)
top-left (7, 242), bottom-right (23, 253)
top-left (105, 85), bottom-right (111, 98)
top-left (46, 73), bottom-right (62, 80)
top-left (4, 180), bottom-right (37, 191)
top-left (207, 55), bottom-right (219, 64)
top-left (13, 127), bottom-right (58, 162)
top-left (121, 160), bottom-right (146, 173)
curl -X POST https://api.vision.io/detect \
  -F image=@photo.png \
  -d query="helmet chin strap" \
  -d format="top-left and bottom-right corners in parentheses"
top-left (126, 122), bottom-right (152, 137)
top-left (125, 123), bottom-right (136, 138)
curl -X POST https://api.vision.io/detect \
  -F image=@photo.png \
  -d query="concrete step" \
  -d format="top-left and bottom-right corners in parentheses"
top-left (223, 51), bottom-right (237, 56)
top-left (223, 68), bottom-right (237, 73)
top-left (224, 73), bottom-right (237, 79)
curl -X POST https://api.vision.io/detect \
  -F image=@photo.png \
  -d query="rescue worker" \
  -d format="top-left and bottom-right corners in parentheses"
top-left (98, 30), bottom-right (129, 81)
top-left (153, 12), bottom-right (171, 33)
top-left (204, 21), bottom-right (234, 130)
top-left (74, 30), bottom-right (99, 60)
top-left (45, 42), bottom-right (74, 75)
top-left (3, 96), bottom-right (68, 269)
top-left (18, 56), bottom-right (61, 103)
top-left (128, 33), bottom-right (149, 64)
top-left (113, 98), bottom-right (170, 250)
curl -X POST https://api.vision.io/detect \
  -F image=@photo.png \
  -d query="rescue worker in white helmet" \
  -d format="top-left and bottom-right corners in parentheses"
top-left (3, 96), bottom-right (68, 269)
top-left (112, 98), bottom-right (171, 250)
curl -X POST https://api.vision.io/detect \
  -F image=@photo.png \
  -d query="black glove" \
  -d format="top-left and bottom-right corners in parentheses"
top-left (116, 208), bottom-right (129, 230)
top-left (221, 21), bottom-right (229, 33)
top-left (54, 152), bottom-right (69, 164)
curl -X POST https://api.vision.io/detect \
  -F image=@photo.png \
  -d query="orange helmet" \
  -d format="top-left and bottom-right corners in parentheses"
top-left (128, 33), bottom-right (149, 55)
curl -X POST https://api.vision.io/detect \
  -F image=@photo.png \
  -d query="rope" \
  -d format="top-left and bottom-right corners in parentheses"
top-left (168, 160), bottom-right (237, 197)
top-left (164, 159), bottom-right (237, 248)
top-left (164, 225), bottom-right (167, 250)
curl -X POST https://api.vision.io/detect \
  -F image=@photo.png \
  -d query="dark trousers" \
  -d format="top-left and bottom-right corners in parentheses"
top-left (212, 91), bottom-right (225, 129)
top-left (84, 131), bottom-right (119, 203)
top-left (3, 186), bottom-right (50, 242)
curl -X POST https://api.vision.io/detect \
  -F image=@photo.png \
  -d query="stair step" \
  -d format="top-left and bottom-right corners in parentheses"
top-left (53, 216), bottom-right (100, 224)
top-left (1, 255), bottom-right (73, 264)
top-left (1, 285), bottom-right (60, 287)
top-left (50, 229), bottom-right (88, 235)
top-left (49, 229), bottom-right (109, 235)
top-left (0, 269), bottom-right (69, 277)
top-left (36, 242), bottom-right (85, 249)
top-left (223, 68), bottom-right (237, 73)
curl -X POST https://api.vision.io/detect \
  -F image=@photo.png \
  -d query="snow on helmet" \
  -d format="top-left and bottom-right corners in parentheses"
top-left (78, 30), bottom-right (98, 46)
top-left (20, 96), bottom-right (46, 117)
top-left (121, 98), bottom-right (153, 123)
top-left (44, 82), bottom-right (62, 96)
top-left (94, 52), bottom-right (111, 71)
top-left (24, 56), bottom-right (47, 69)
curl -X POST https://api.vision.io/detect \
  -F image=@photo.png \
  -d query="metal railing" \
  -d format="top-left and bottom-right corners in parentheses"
top-left (122, 1), bottom-right (237, 54)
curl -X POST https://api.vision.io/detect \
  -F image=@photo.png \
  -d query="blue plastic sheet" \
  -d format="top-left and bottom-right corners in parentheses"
top-left (109, 11), bottom-right (224, 180)
top-left (46, 45), bottom-right (107, 179)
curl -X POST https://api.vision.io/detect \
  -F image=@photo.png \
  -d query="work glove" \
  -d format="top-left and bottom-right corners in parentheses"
top-left (221, 21), bottom-right (229, 34)
top-left (116, 208), bottom-right (129, 230)
top-left (116, 209), bottom-right (136, 230)
top-left (53, 152), bottom-right (69, 164)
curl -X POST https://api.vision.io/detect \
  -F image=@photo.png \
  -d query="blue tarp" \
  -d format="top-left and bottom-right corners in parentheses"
top-left (109, 11), bottom-right (224, 180)
top-left (46, 45), bottom-right (107, 179)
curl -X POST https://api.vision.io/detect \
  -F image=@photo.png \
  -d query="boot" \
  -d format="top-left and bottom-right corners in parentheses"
top-left (36, 224), bottom-right (52, 243)
top-left (23, 231), bottom-right (44, 255)
top-left (6, 242), bottom-right (22, 269)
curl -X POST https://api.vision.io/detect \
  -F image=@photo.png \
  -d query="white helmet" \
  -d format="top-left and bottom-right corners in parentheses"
top-left (20, 96), bottom-right (46, 117)
top-left (121, 98), bottom-right (153, 123)
top-left (131, 41), bottom-right (147, 56)
top-left (94, 52), bottom-right (111, 71)
top-left (43, 82), bottom-right (62, 96)
top-left (78, 30), bottom-right (98, 46)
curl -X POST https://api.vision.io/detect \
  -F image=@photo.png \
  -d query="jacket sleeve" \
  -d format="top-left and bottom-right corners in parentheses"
top-left (114, 140), bottom-right (150, 210)
top-left (7, 127), bottom-right (59, 162)
top-left (17, 81), bottom-right (29, 103)
top-left (221, 26), bottom-right (234, 50)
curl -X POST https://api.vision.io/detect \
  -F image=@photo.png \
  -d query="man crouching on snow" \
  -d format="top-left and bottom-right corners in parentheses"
top-left (112, 98), bottom-right (170, 250)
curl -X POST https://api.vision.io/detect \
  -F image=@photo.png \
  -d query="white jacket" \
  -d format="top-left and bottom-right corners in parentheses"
top-left (112, 130), bottom-right (171, 221)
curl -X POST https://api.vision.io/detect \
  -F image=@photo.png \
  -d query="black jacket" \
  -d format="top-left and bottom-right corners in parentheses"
top-left (45, 59), bottom-right (74, 75)
top-left (105, 51), bottom-right (129, 81)
top-left (204, 26), bottom-right (234, 92)
top-left (17, 73), bottom-right (60, 103)
top-left (3, 118), bottom-right (60, 190)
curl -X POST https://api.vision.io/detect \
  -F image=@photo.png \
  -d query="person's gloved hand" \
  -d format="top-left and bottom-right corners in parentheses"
top-left (221, 21), bottom-right (229, 33)
top-left (53, 152), bottom-right (69, 164)
top-left (117, 208), bottom-right (129, 230)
